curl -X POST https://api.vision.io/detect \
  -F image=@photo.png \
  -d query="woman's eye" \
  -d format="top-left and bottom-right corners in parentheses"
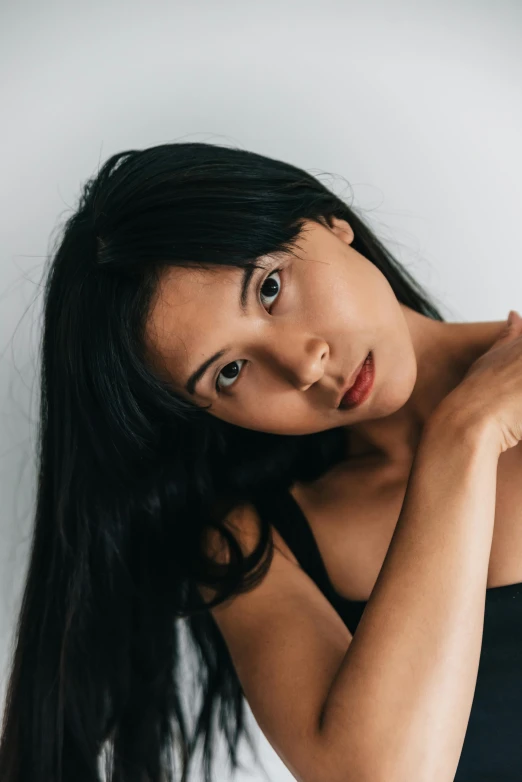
top-left (216, 359), bottom-right (246, 391)
top-left (215, 269), bottom-right (282, 392)
top-left (259, 269), bottom-right (282, 309)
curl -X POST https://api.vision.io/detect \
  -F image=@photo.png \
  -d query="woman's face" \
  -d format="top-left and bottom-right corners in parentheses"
top-left (145, 217), bottom-right (417, 435)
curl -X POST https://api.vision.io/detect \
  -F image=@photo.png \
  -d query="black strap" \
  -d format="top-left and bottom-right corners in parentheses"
top-left (253, 487), bottom-right (368, 634)
top-left (253, 487), bottom-right (340, 602)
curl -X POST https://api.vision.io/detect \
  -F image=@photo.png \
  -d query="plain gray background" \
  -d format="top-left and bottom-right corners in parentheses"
top-left (1, 1), bottom-right (521, 779)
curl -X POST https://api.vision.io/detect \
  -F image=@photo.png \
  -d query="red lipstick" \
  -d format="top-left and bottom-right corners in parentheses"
top-left (339, 352), bottom-right (375, 409)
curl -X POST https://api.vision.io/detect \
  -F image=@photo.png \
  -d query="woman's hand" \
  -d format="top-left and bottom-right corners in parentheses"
top-left (438, 311), bottom-right (522, 456)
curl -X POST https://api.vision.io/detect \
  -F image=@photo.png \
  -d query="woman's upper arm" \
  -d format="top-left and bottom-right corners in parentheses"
top-left (197, 503), bottom-right (355, 782)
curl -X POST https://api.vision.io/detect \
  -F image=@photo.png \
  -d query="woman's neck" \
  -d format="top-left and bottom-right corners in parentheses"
top-left (344, 318), bottom-right (506, 468)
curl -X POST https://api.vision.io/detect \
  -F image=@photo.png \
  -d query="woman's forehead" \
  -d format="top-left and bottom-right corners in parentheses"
top-left (157, 262), bottom-right (262, 322)
top-left (144, 265), bottom-right (248, 381)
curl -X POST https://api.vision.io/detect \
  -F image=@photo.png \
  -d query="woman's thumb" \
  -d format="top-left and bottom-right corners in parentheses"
top-left (491, 310), bottom-right (521, 347)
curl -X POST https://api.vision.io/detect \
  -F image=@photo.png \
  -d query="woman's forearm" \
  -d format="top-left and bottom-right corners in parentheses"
top-left (318, 408), bottom-right (499, 782)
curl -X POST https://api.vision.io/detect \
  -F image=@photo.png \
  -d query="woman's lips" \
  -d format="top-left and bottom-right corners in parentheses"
top-left (337, 354), bottom-right (367, 405)
top-left (338, 351), bottom-right (375, 408)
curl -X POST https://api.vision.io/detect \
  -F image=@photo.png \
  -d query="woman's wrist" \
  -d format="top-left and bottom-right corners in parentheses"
top-left (425, 398), bottom-right (501, 461)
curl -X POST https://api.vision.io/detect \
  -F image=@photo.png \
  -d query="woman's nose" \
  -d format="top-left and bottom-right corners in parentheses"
top-left (273, 334), bottom-right (329, 389)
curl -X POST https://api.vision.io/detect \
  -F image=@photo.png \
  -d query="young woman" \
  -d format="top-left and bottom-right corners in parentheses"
top-left (1, 142), bottom-right (521, 782)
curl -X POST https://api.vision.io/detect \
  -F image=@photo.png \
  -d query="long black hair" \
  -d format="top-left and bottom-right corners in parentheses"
top-left (0, 142), bottom-right (446, 782)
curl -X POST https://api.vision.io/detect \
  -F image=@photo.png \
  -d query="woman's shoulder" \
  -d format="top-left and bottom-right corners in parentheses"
top-left (201, 500), bottom-right (300, 568)
top-left (197, 501), bottom-right (301, 606)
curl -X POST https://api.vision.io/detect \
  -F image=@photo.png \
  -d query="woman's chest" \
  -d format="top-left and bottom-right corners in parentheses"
top-left (290, 446), bottom-right (522, 602)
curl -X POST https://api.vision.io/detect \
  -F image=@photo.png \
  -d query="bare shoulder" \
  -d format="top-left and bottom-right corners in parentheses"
top-left (198, 501), bottom-right (300, 604)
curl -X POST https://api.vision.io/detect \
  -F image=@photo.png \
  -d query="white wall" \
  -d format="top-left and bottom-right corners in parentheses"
top-left (1, 1), bottom-right (521, 779)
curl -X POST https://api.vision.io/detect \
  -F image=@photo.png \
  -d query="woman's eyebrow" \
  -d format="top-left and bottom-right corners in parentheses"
top-left (184, 265), bottom-right (258, 395)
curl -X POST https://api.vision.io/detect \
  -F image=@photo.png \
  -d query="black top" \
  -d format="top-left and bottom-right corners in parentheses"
top-left (253, 487), bottom-right (522, 781)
